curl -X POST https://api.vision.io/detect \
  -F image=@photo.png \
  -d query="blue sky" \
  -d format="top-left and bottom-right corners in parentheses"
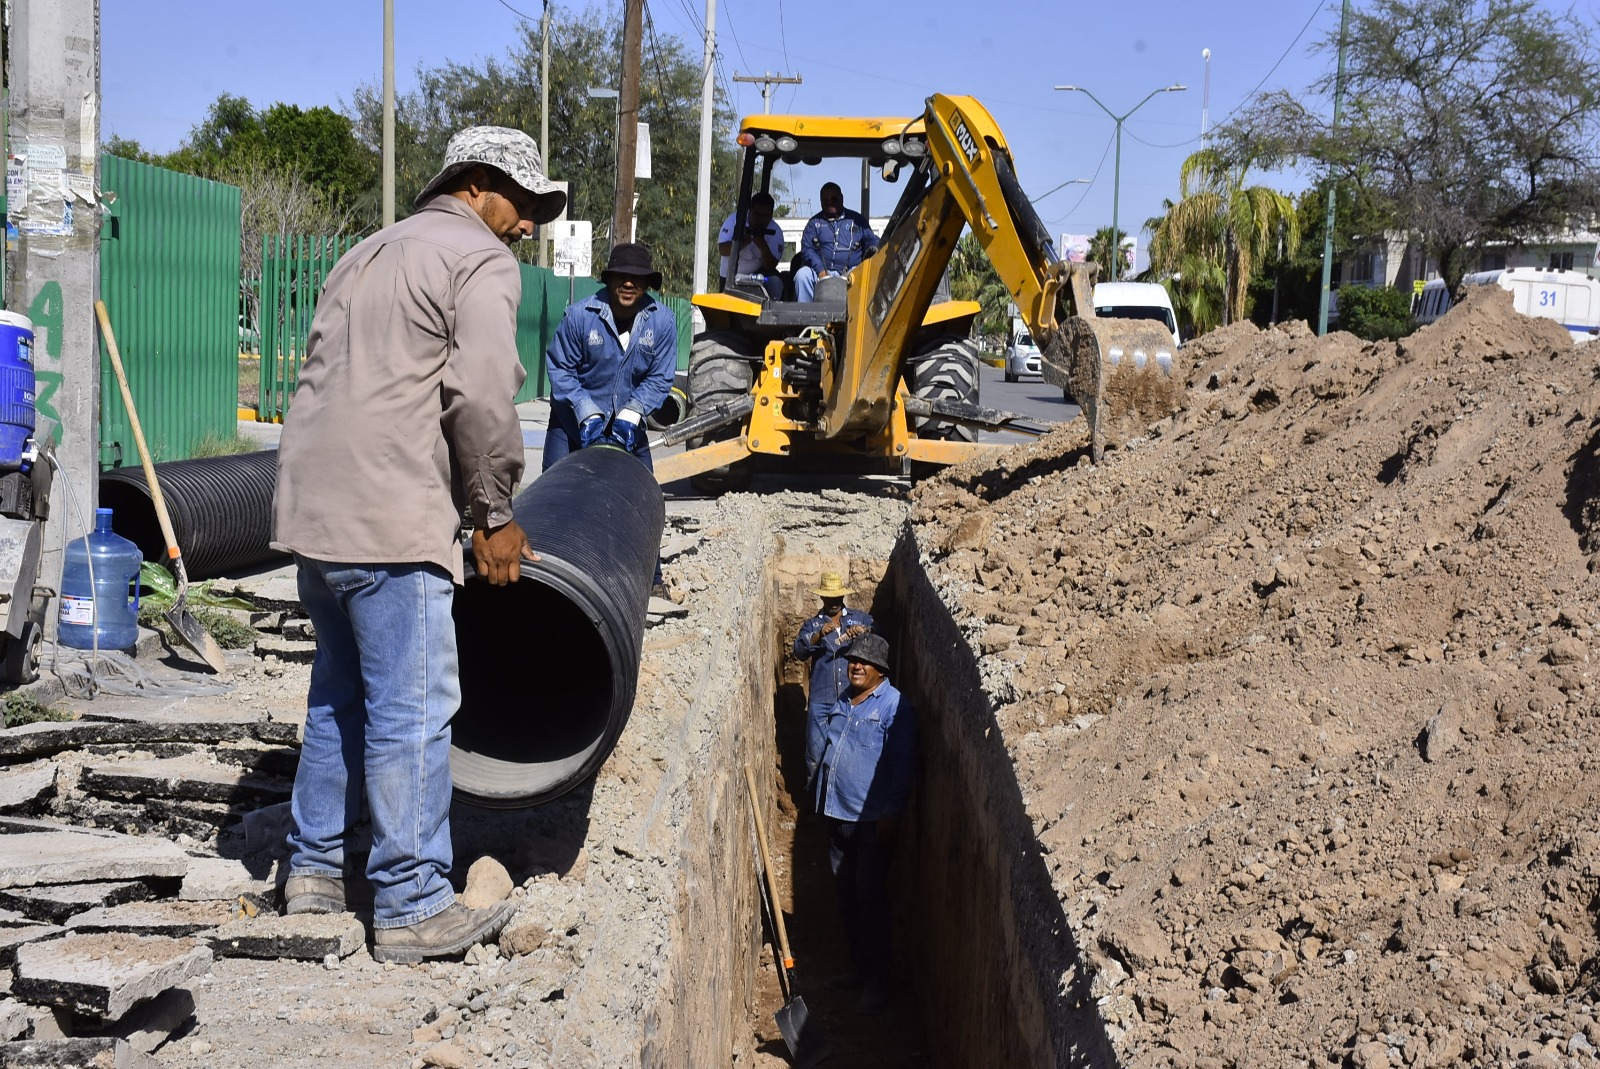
top-left (99, 0), bottom-right (1568, 250)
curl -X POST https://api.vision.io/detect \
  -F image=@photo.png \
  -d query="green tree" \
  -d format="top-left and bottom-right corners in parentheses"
top-left (1146, 147), bottom-right (1300, 328)
top-left (948, 233), bottom-right (1010, 343)
top-left (1238, 0), bottom-right (1600, 293)
top-left (1086, 226), bottom-right (1127, 282)
top-left (349, 3), bottom-right (741, 292)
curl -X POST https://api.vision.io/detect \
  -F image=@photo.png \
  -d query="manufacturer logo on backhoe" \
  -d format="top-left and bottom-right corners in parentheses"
top-left (953, 120), bottom-right (979, 163)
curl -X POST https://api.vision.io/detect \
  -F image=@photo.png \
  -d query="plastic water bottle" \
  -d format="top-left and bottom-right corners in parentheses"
top-left (58, 508), bottom-right (143, 651)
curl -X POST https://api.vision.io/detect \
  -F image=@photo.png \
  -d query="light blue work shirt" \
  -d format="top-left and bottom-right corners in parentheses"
top-left (813, 679), bottom-right (917, 823)
top-left (798, 208), bottom-right (879, 275)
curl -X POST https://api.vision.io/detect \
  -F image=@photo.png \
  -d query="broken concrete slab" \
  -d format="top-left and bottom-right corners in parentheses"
top-left (0, 832), bottom-right (188, 890)
top-left (12, 934), bottom-right (212, 1020)
top-left (0, 909), bottom-right (32, 927)
top-left (0, 1036), bottom-right (161, 1068)
top-left (0, 766), bottom-right (56, 813)
top-left (76, 987), bottom-right (196, 1054)
top-left (252, 637), bottom-right (316, 663)
top-left (73, 703), bottom-right (258, 733)
top-left (207, 913), bottom-right (365, 961)
top-left (0, 883), bottom-right (157, 926)
top-left (65, 900), bottom-right (230, 939)
top-left (0, 926), bottom-right (63, 968)
top-left (0, 1001), bottom-right (25, 1042)
top-left (78, 757), bottom-right (291, 806)
top-left (0, 722), bottom-right (115, 762)
top-left (176, 856), bottom-right (272, 902)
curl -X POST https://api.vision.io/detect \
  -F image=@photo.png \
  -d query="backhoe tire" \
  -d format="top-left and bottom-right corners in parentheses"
top-left (906, 336), bottom-right (980, 443)
top-left (685, 330), bottom-right (759, 494)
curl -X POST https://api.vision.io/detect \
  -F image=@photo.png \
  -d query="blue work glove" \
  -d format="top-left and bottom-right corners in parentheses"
top-left (577, 414), bottom-right (607, 449)
top-left (604, 410), bottom-right (646, 453)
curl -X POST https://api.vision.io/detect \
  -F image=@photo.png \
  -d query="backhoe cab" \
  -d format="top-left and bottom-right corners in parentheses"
top-left (653, 95), bottom-right (1183, 492)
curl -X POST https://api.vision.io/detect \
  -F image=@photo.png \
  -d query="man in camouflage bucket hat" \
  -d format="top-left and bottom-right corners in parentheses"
top-left (272, 126), bottom-right (559, 962)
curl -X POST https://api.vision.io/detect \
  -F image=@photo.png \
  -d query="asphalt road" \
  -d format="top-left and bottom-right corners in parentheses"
top-left (973, 358), bottom-right (1081, 445)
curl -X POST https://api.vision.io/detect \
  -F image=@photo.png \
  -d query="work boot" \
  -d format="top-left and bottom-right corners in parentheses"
top-left (372, 901), bottom-right (516, 964)
top-left (283, 874), bottom-right (346, 915)
top-left (853, 982), bottom-right (888, 1016)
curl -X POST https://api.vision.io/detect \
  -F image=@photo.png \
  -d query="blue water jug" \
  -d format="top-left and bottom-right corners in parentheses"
top-left (0, 311), bottom-right (36, 470)
top-left (59, 508), bottom-right (143, 651)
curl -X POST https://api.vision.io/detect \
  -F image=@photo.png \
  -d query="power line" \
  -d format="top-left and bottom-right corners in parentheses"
top-left (641, 3), bottom-right (674, 108)
top-left (776, 0), bottom-right (792, 72)
top-left (490, 0), bottom-right (538, 20)
top-left (1042, 131), bottom-right (1115, 227)
top-left (1123, 0), bottom-right (1323, 151)
top-left (720, 1), bottom-right (753, 77)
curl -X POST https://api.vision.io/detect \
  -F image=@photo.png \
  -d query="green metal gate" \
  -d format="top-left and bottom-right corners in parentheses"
top-left (254, 238), bottom-right (692, 422)
top-left (98, 155), bottom-right (242, 467)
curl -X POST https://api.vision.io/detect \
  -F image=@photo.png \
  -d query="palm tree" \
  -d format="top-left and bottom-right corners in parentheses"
top-left (948, 233), bottom-right (1011, 343)
top-left (1086, 225), bottom-right (1127, 281)
top-left (1147, 148), bottom-right (1300, 328)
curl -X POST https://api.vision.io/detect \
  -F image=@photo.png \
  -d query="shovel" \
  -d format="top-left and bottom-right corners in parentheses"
top-left (744, 763), bottom-right (827, 1066)
top-left (93, 302), bottom-right (227, 673)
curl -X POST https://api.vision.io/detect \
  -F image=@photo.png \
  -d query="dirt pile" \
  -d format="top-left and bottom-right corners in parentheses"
top-left (911, 285), bottom-right (1600, 1068)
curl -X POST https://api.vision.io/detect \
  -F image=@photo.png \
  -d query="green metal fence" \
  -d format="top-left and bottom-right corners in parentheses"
top-left (254, 237), bottom-right (694, 421)
top-left (98, 155), bottom-right (242, 467)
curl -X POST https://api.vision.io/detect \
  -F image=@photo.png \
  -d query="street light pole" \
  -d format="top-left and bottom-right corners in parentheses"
top-left (1054, 82), bottom-right (1186, 281)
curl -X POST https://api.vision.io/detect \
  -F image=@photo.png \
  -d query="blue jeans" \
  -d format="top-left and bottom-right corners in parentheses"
top-left (286, 557), bottom-right (459, 928)
top-left (827, 817), bottom-right (892, 984)
top-left (795, 265), bottom-right (855, 302)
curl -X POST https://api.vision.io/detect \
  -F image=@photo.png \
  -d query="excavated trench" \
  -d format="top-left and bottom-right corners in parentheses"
top-left (633, 517), bottom-right (1115, 1068)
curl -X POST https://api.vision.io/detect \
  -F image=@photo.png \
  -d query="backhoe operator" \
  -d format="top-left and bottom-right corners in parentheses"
top-left (794, 181), bottom-right (878, 301)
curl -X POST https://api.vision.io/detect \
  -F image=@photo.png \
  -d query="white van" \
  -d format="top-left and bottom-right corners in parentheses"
top-left (1092, 282), bottom-right (1182, 348)
top-left (1419, 268), bottom-right (1600, 343)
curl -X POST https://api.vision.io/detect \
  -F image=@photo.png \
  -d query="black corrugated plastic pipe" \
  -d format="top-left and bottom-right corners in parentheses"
top-left (451, 445), bottom-right (665, 808)
top-left (99, 451), bottom-right (286, 580)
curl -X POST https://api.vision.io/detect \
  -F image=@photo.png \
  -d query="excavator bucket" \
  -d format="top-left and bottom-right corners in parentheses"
top-left (1043, 316), bottom-right (1186, 463)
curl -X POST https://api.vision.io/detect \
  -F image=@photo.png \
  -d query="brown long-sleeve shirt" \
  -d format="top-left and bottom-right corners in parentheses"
top-left (271, 195), bottom-right (527, 583)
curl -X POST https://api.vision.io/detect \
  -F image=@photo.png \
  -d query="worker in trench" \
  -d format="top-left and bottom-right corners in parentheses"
top-left (271, 126), bottom-right (562, 962)
top-left (794, 571), bottom-right (874, 785)
top-left (811, 632), bottom-right (918, 1016)
top-left (542, 241), bottom-right (677, 595)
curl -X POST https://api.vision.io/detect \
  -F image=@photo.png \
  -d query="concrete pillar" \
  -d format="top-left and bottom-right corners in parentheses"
top-left (6, 0), bottom-right (101, 604)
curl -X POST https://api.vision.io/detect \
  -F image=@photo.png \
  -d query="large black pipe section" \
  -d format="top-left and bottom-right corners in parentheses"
top-left (452, 446), bottom-right (664, 808)
top-left (99, 451), bottom-right (286, 580)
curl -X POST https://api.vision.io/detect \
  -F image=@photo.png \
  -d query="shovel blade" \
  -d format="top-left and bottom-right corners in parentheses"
top-left (775, 996), bottom-right (827, 1066)
top-left (164, 604), bottom-right (226, 673)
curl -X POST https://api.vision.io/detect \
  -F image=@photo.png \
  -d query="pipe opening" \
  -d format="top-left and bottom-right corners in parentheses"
top-left (452, 575), bottom-right (615, 806)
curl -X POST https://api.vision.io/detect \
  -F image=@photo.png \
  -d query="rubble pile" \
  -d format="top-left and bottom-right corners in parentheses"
top-left (912, 285), bottom-right (1600, 1067)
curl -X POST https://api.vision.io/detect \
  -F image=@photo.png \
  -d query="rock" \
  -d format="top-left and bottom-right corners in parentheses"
top-left (1350, 1040), bottom-right (1390, 1069)
top-left (946, 513), bottom-right (993, 552)
top-left (12, 934), bottom-right (212, 1020)
top-left (1421, 700), bottom-right (1464, 762)
top-left (0, 1000), bottom-right (27, 1041)
top-left (1099, 916), bottom-right (1170, 972)
top-left (1232, 928), bottom-right (1285, 953)
top-left (421, 1041), bottom-right (470, 1068)
top-left (1548, 637), bottom-right (1589, 665)
top-left (1531, 961), bottom-right (1564, 994)
top-left (499, 915), bottom-right (553, 957)
top-left (0, 924), bottom-right (65, 967)
top-left (0, 881), bottom-right (158, 925)
top-left (460, 856), bottom-right (513, 910)
top-left (80, 756), bottom-right (291, 806)
top-left (177, 856), bottom-right (273, 902)
top-left (77, 987), bottom-right (196, 1054)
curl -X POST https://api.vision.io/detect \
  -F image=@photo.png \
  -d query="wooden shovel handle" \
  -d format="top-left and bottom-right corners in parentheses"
top-left (94, 301), bottom-right (181, 562)
top-left (744, 763), bottom-right (796, 970)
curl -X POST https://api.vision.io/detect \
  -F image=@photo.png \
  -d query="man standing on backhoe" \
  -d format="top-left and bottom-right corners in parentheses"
top-left (794, 181), bottom-right (878, 302)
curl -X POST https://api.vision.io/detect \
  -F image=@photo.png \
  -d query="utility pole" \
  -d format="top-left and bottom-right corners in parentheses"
top-left (732, 71), bottom-right (802, 114)
top-left (691, 0), bottom-right (717, 297)
top-left (7, 0), bottom-right (101, 611)
top-left (381, 0), bottom-right (395, 227)
top-left (539, 1), bottom-right (551, 267)
top-left (1317, 0), bottom-right (1352, 336)
top-left (612, 0), bottom-right (643, 246)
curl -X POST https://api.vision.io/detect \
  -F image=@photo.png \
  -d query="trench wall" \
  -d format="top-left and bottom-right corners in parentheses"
top-left (645, 539), bottom-right (779, 1066)
top-left (889, 532), bottom-right (1114, 1069)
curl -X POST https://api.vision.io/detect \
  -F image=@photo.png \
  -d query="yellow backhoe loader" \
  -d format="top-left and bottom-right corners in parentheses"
top-left (652, 95), bottom-right (1183, 491)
